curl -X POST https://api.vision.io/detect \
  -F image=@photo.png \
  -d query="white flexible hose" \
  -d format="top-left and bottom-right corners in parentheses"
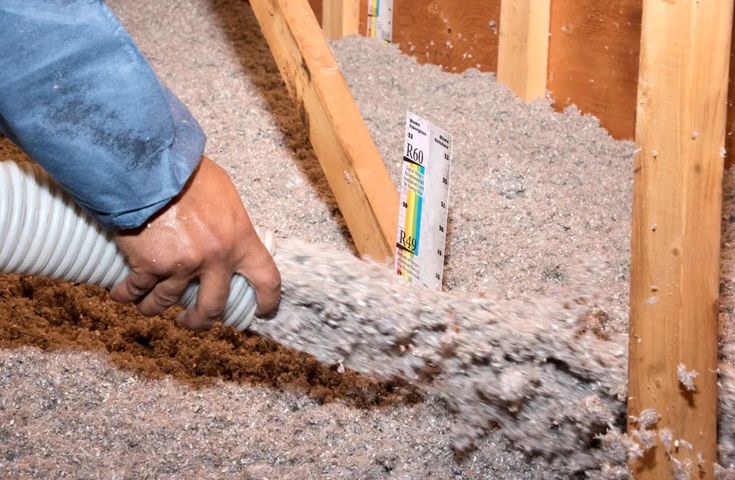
top-left (0, 160), bottom-right (274, 331)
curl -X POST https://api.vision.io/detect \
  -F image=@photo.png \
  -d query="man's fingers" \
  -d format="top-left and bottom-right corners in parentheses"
top-left (175, 268), bottom-right (230, 330)
top-left (110, 270), bottom-right (159, 304)
top-left (137, 276), bottom-right (191, 317)
top-left (237, 242), bottom-right (281, 317)
top-left (251, 259), bottom-right (281, 316)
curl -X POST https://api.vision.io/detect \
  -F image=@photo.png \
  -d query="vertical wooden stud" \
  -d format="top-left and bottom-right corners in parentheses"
top-left (323, 0), bottom-right (360, 39)
top-left (497, 0), bottom-right (551, 101)
top-left (629, 0), bottom-right (733, 478)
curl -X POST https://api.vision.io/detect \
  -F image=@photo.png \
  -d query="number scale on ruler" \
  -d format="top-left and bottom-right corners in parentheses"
top-left (367, 0), bottom-right (393, 43)
top-left (395, 112), bottom-right (452, 291)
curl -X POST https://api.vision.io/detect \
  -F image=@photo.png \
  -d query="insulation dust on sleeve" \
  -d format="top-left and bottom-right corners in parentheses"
top-left (250, 238), bottom-right (632, 472)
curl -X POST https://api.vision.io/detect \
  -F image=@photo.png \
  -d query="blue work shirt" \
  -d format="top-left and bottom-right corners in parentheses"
top-left (0, 0), bottom-right (206, 230)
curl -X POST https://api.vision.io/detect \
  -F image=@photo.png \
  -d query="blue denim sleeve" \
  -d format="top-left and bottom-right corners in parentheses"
top-left (0, 0), bottom-right (206, 230)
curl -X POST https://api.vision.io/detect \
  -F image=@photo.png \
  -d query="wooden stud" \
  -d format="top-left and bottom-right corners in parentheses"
top-left (628, 0), bottom-right (733, 478)
top-left (249, 0), bottom-right (398, 261)
top-left (322, 0), bottom-right (360, 39)
top-left (497, 0), bottom-right (551, 101)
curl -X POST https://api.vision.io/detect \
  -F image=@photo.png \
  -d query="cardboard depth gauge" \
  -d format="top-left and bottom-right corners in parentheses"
top-left (367, 0), bottom-right (393, 43)
top-left (395, 112), bottom-right (452, 290)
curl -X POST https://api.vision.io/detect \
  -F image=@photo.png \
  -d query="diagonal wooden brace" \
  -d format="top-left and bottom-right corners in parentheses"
top-left (249, 0), bottom-right (398, 261)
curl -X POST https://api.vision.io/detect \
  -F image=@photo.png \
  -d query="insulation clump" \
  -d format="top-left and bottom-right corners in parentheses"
top-left (660, 428), bottom-right (674, 453)
top-left (632, 428), bottom-right (657, 450)
top-left (677, 363), bottom-right (699, 392)
top-left (630, 407), bottom-right (660, 429)
top-left (715, 463), bottom-right (735, 479)
top-left (671, 457), bottom-right (695, 480)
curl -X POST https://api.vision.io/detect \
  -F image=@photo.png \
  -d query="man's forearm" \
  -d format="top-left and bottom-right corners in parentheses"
top-left (0, 0), bottom-right (206, 230)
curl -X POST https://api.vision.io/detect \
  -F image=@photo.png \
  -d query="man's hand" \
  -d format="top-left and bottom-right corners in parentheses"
top-left (110, 156), bottom-right (281, 330)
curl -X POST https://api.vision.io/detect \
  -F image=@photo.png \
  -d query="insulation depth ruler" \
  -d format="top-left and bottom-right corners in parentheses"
top-left (395, 112), bottom-right (452, 290)
top-left (367, 0), bottom-right (393, 43)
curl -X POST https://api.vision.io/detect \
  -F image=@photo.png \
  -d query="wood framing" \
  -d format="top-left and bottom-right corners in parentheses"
top-left (296, 0), bottom-right (735, 473)
top-left (497, 0), bottom-right (551, 101)
top-left (628, 0), bottom-right (733, 477)
top-left (250, 0), bottom-right (398, 261)
top-left (308, 0), bottom-right (735, 165)
top-left (322, 0), bottom-right (360, 39)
